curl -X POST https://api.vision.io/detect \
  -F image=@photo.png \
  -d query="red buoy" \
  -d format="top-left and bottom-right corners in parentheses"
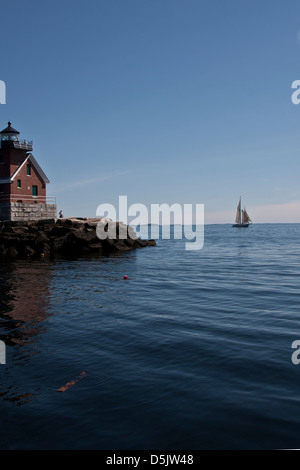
top-left (123, 275), bottom-right (129, 280)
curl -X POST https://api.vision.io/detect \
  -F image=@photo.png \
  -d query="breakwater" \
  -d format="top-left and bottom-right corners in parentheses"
top-left (0, 217), bottom-right (156, 258)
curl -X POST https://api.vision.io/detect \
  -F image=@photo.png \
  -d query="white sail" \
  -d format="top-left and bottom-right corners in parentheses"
top-left (241, 210), bottom-right (246, 224)
top-left (235, 199), bottom-right (241, 224)
top-left (242, 207), bottom-right (252, 224)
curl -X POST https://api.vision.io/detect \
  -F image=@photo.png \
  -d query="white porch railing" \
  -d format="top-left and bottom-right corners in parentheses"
top-left (0, 195), bottom-right (56, 204)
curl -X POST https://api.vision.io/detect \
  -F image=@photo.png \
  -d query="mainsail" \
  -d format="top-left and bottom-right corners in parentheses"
top-left (235, 199), bottom-right (241, 224)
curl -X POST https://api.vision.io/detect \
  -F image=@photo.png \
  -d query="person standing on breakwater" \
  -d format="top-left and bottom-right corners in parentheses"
top-left (59, 210), bottom-right (64, 218)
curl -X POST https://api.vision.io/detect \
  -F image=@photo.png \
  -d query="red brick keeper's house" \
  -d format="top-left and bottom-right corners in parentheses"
top-left (0, 122), bottom-right (57, 221)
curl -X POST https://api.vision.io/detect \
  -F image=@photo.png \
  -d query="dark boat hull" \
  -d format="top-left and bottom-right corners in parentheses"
top-left (232, 223), bottom-right (249, 228)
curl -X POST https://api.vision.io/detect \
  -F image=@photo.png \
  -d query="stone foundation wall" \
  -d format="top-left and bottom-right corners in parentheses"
top-left (0, 203), bottom-right (57, 221)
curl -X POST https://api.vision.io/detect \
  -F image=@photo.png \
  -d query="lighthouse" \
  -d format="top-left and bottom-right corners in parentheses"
top-left (0, 122), bottom-right (56, 221)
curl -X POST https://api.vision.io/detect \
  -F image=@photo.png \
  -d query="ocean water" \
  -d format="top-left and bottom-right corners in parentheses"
top-left (1, 223), bottom-right (300, 450)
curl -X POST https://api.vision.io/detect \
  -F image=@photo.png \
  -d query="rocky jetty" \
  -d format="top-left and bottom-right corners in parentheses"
top-left (0, 218), bottom-right (156, 259)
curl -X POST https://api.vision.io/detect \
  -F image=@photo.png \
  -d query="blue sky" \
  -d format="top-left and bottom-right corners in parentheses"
top-left (1, 0), bottom-right (300, 222)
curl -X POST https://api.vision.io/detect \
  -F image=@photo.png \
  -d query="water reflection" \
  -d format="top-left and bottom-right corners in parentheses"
top-left (0, 260), bottom-right (53, 405)
top-left (2, 392), bottom-right (39, 406)
top-left (0, 260), bottom-right (52, 348)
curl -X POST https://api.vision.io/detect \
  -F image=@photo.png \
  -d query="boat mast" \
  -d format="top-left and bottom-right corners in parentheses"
top-left (239, 196), bottom-right (242, 225)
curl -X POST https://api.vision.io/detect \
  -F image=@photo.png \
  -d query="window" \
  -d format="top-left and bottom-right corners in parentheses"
top-left (17, 179), bottom-right (21, 188)
top-left (0, 155), bottom-right (4, 164)
top-left (32, 185), bottom-right (38, 197)
top-left (27, 164), bottom-right (31, 176)
top-left (0, 184), bottom-right (4, 194)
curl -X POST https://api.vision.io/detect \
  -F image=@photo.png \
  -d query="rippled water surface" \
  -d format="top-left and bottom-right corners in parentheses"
top-left (1, 224), bottom-right (300, 449)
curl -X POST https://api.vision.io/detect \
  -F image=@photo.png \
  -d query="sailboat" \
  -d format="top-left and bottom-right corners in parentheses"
top-left (232, 197), bottom-right (252, 228)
